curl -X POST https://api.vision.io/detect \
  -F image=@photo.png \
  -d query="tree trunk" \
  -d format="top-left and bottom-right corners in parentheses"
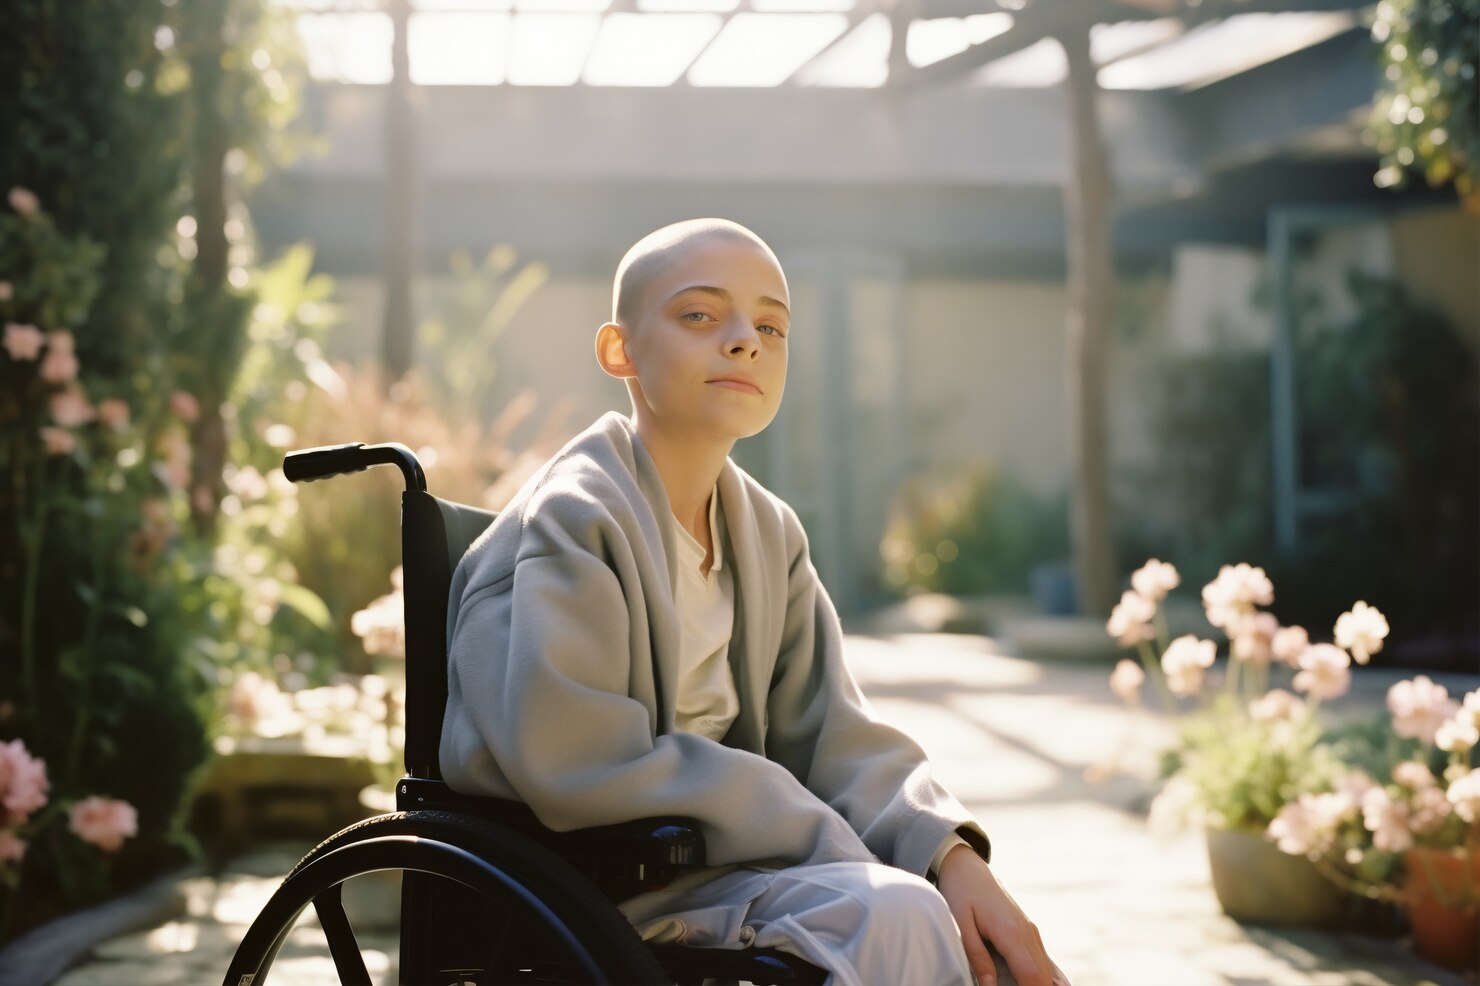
top-left (382, 0), bottom-right (416, 385)
top-left (185, 0), bottom-right (230, 538)
top-left (1058, 27), bottom-right (1117, 618)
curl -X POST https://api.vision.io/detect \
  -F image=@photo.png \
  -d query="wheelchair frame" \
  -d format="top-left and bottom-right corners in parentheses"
top-left (224, 441), bottom-right (826, 986)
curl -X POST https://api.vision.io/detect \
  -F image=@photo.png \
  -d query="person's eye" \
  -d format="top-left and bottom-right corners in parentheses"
top-left (681, 311), bottom-right (714, 324)
top-left (758, 323), bottom-right (786, 338)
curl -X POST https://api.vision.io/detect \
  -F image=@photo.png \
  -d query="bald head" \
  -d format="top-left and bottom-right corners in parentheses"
top-left (612, 218), bottom-right (780, 325)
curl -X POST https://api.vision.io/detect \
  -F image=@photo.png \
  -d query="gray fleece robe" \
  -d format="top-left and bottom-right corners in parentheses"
top-left (440, 412), bottom-right (990, 878)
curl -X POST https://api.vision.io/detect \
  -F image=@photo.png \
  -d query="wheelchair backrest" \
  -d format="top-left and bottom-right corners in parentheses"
top-left (281, 441), bottom-right (497, 781)
top-left (401, 491), bottom-right (496, 780)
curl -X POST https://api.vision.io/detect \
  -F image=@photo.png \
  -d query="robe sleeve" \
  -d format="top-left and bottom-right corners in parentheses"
top-left (443, 495), bottom-right (878, 870)
top-left (762, 511), bottom-right (992, 877)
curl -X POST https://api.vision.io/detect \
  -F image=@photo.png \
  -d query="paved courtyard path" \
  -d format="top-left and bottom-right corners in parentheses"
top-left (53, 631), bottom-right (1478, 986)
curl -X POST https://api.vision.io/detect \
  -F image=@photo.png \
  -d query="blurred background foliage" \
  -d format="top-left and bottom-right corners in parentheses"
top-left (1369, 0), bottom-right (1479, 199)
top-left (0, 0), bottom-right (328, 941)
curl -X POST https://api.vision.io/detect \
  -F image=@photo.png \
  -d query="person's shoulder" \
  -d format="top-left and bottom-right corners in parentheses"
top-left (509, 412), bottom-right (650, 536)
top-left (720, 458), bottom-right (808, 553)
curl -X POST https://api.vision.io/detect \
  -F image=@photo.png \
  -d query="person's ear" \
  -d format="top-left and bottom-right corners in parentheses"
top-left (595, 322), bottom-right (636, 380)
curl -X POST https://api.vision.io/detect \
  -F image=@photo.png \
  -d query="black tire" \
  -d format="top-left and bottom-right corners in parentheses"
top-left (225, 810), bottom-right (671, 986)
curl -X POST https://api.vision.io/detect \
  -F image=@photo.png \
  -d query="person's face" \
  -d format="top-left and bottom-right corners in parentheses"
top-left (618, 236), bottom-right (790, 441)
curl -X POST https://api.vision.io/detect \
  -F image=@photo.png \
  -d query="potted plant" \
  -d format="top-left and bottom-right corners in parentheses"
top-left (1103, 559), bottom-right (1384, 926)
top-left (1265, 677), bottom-right (1480, 971)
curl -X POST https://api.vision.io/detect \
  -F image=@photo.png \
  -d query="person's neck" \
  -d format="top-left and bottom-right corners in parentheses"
top-left (630, 411), bottom-right (731, 544)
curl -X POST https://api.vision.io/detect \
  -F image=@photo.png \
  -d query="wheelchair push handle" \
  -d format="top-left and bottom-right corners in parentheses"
top-left (283, 441), bottom-right (427, 492)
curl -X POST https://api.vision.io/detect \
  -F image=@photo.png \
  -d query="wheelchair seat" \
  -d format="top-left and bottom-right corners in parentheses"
top-left (225, 442), bottom-right (826, 986)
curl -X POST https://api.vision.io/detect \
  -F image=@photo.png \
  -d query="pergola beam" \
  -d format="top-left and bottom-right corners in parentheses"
top-left (890, 0), bottom-right (1371, 90)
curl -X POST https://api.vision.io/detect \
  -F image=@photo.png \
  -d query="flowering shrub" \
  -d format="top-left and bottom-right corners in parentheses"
top-left (0, 186), bottom-right (212, 939)
top-left (881, 463), bottom-right (1068, 597)
top-left (1106, 559), bottom-right (1386, 836)
top-left (0, 739), bottom-right (139, 905)
top-left (1265, 677), bottom-right (1479, 902)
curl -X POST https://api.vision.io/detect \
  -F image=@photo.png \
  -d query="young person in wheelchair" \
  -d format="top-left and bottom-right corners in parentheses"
top-left (440, 219), bottom-right (1067, 986)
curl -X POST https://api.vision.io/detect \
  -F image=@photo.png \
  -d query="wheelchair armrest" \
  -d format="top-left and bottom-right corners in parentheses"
top-left (397, 777), bottom-right (705, 878)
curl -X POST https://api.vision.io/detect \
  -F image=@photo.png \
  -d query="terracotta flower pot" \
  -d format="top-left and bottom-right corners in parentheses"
top-left (1205, 826), bottom-right (1350, 927)
top-left (1403, 846), bottom-right (1480, 973)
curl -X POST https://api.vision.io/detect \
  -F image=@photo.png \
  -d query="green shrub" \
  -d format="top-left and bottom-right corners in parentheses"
top-left (881, 463), bottom-right (1069, 597)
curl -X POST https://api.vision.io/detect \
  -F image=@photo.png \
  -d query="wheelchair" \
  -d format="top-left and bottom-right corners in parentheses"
top-left (225, 442), bottom-right (828, 986)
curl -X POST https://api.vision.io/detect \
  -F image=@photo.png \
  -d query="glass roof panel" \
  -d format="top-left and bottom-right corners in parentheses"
top-left (508, 13), bottom-right (602, 84)
top-left (972, 35), bottom-right (1065, 87)
top-left (688, 13), bottom-right (849, 87)
top-left (514, 0), bottom-right (609, 9)
top-left (792, 11), bottom-right (888, 87)
top-left (583, 13), bottom-right (723, 85)
top-left (637, 0), bottom-right (739, 11)
top-left (1097, 11), bottom-right (1359, 90)
top-left (1089, 17), bottom-right (1182, 66)
top-left (296, 12), bottom-right (393, 84)
top-left (409, 12), bottom-right (511, 84)
top-left (752, 0), bottom-right (855, 11)
top-left (907, 13), bottom-right (1013, 69)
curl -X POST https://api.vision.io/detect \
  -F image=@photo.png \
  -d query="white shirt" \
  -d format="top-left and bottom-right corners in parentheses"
top-left (670, 488), bottom-right (740, 741)
top-left (672, 486), bottom-right (968, 875)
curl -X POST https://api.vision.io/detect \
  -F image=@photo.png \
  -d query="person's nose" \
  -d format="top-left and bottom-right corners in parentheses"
top-left (722, 317), bottom-right (761, 361)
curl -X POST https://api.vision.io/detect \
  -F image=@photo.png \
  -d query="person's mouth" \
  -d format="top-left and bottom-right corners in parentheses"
top-left (707, 375), bottom-right (762, 395)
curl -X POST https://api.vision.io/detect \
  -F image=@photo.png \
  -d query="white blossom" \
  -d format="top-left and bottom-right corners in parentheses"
top-left (1131, 559), bottom-right (1180, 603)
top-left (1292, 643), bottom-right (1351, 700)
top-left (1109, 659), bottom-right (1145, 704)
top-left (1106, 590), bottom-right (1156, 647)
top-left (1334, 601), bottom-right (1389, 665)
top-left (1387, 676), bottom-right (1460, 745)
top-left (1271, 625), bottom-right (1309, 668)
top-left (1161, 635), bottom-right (1217, 697)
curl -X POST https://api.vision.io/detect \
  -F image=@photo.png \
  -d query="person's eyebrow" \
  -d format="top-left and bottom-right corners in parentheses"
top-left (671, 284), bottom-right (790, 316)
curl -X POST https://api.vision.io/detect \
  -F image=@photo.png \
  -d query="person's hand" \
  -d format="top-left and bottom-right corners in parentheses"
top-left (936, 844), bottom-right (1068, 986)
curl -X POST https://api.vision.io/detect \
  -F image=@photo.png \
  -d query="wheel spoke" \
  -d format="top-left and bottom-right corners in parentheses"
top-left (314, 882), bottom-right (373, 985)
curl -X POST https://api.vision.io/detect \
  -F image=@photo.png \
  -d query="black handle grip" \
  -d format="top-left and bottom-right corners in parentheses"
top-left (282, 442), bottom-right (426, 492)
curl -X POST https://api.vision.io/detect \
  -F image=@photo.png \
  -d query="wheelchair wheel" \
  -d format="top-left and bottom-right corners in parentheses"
top-left (224, 810), bottom-right (671, 986)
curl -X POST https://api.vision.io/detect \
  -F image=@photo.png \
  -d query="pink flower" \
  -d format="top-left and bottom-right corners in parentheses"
top-left (1230, 611), bottom-right (1279, 666)
top-left (8, 187), bottom-right (39, 216)
top-left (1334, 601), bottom-right (1388, 665)
top-left (1249, 688), bottom-right (1303, 723)
top-left (39, 331), bottom-right (78, 384)
top-left (0, 280), bottom-right (13, 301)
top-left (1447, 768), bottom-right (1480, 824)
top-left (1271, 625), bottom-right (1309, 668)
top-left (1161, 634), bottom-right (1217, 697)
top-left (1131, 559), bottom-right (1180, 602)
top-left (155, 431), bottom-right (192, 490)
top-left (1387, 675), bottom-right (1460, 745)
top-left (1292, 643), bottom-right (1351, 700)
top-left (0, 829), bottom-right (26, 866)
top-left (1409, 786), bottom-right (1453, 836)
top-left (1361, 786), bottom-right (1413, 853)
top-left (50, 389), bottom-right (95, 428)
top-left (40, 426), bottom-right (76, 456)
top-left (0, 739), bottom-right (50, 825)
top-left (96, 398), bottom-right (130, 431)
top-left (1109, 659), bottom-right (1145, 703)
top-left (3, 323), bottom-right (43, 361)
top-left (1393, 760), bottom-right (1436, 790)
top-left (1267, 792), bottom-right (1352, 856)
top-left (68, 797), bottom-right (138, 852)
top-left (1436, 716), bottom-right (1479, 752)
top-left (169, 390), bottom-right (200, 423)
top-left (1106, 590), bottom-right (1156, 646)
top-left (1200, 563), bottom-right (1274, 630)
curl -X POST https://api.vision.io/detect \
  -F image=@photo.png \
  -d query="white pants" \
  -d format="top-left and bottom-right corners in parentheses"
top-left (618, 861), bottom-right (987, 986)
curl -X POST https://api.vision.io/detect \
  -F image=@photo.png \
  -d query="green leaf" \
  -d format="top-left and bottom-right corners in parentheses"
top-left (275, 581), bottom-right (333, 630)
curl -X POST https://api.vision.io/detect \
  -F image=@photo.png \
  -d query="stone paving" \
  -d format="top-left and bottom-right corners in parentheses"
top-left (52, 630), bottom-right (1480, 986)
